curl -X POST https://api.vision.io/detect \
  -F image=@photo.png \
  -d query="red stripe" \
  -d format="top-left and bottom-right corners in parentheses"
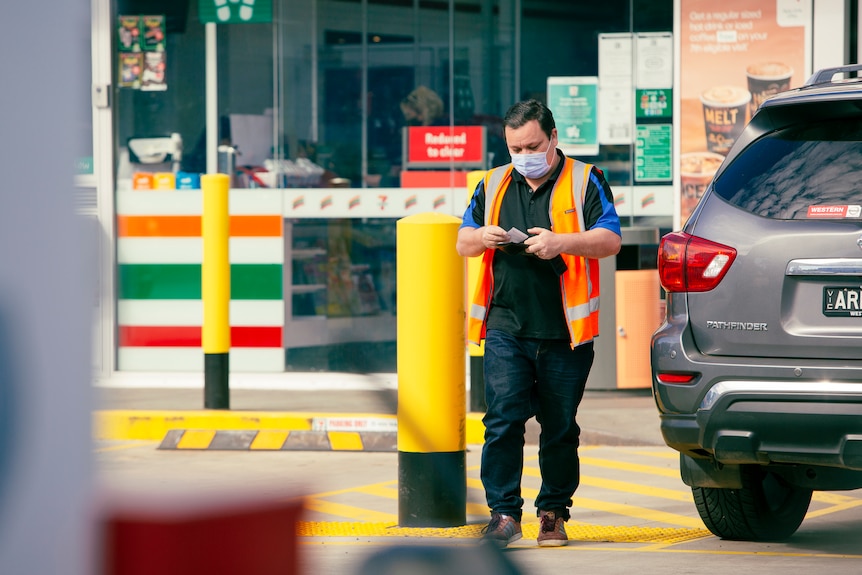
top-left (231, 326), bottom-right (282, 347)
top-left (120, 326), bottom-right (282, 348)
top-left (120, 326), bottom-right (200, 347)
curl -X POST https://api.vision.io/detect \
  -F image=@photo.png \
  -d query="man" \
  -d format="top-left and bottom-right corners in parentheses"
top-left (456, 99), bottom-right (621, 548)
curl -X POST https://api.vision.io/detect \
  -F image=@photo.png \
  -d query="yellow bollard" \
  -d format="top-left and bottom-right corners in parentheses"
top-left (396, 212), bottom-right (466, 527)
top-left (201, 174), bottom-right (231, 409)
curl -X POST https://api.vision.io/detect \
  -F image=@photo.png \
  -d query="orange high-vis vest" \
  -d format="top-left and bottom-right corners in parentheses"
top-left (467, 158), bottom-right (601, 349)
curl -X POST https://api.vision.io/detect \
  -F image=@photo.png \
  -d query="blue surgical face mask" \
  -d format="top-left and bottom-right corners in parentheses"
top-left (511, 138), bottom-right (555, 179)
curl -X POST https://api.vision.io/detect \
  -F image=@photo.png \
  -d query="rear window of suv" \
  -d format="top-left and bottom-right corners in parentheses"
top-left (714, 117), bottom-right (862, 219)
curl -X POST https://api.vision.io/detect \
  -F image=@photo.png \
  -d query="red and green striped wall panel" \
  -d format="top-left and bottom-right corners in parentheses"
top-left (116, 191), bottom-right (286, 372)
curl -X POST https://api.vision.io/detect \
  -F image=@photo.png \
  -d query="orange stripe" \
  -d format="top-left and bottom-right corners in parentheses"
top-left (229, 215), bottom-right (282, 237)
top-left (118, 215), bottom-right (282, 238)
top-left (117, 215), bottom-right (200, 237)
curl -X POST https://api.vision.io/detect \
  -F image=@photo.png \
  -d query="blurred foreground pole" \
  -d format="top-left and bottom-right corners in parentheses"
top-left (0, 2), bottom-right (92, 573)
top-left (397, 213), bottom-right (466, 527)
top-left (202, 173), bottom-right (231, 409)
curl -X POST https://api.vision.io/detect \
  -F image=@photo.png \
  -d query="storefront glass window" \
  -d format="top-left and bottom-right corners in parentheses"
top-left (113, 0), bottom-right (671, 373)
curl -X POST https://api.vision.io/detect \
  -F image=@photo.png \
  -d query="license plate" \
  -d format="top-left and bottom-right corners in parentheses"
top-left (823, 286), bottom-right (862, 317)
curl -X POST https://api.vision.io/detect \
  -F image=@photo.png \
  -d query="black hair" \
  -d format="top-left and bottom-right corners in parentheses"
top-left (502, 99), bottom-right (555, 138)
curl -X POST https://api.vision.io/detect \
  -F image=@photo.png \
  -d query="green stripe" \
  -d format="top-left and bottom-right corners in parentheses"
top-left (119, 264), bottom-right (282, 300)
top-left (231, 264), bottom-right (282, 299)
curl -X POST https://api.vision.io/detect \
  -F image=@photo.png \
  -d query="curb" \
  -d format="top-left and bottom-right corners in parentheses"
top-left (94, 410), bottom-right (487, 449)
top-left (159, 429), bottom-right (399, 452)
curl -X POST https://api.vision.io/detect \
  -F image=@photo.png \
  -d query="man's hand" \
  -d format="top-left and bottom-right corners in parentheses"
top-left (524, 227), bottom-right (561, 260)
top-left (456, 225), bottom-right (510, 257)
top-left (526, 226), bottom-right (621, 260)
top-left (482, 225), bottom-right (511, 249)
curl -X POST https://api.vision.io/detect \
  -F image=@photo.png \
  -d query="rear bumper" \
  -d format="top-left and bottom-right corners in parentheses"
top-left (660, 381), bottom-right (862, 471)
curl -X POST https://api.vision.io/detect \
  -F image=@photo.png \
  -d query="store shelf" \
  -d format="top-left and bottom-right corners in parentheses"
top-left (293, 248), bottom-right (326, 259)
top-left (291, 284), bottom-right (327, 294)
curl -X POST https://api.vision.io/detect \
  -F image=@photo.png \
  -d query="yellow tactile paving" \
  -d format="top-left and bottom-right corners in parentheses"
top-left (295, 521), bottom-right (711, 544)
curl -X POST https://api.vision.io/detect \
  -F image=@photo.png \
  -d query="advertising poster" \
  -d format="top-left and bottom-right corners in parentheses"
top-left (118, 14), bottom-right (167, 90)
top-left (141, 15), bottom-right (166, 52)
top-left (547, 77), bottom-right (599, 157)
top-left (118, 52), bottom-right (143, 89)
top-left (677, 0), bottom-right (810, 227)
top-left (118, 15), bottom-right (141, 52)
top-left (598, 34), bottom-right (633, 146)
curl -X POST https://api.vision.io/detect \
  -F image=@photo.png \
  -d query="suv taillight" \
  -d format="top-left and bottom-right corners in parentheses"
top-left (658, 232), bottom-right (736, 293)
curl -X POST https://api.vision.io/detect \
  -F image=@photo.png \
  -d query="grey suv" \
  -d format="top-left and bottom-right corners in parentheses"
top-left (652, 64), bottom-right (862, 541)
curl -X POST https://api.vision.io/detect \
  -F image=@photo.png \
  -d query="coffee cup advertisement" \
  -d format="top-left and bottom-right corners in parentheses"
top-left (678, 0), bottom-right (808, 229)
top-left (700, 85), bottom-right (750, 155)
top-left (746, 61), bottom-right (793, 115)
top-left (680, 151), bottom-right (725, 224)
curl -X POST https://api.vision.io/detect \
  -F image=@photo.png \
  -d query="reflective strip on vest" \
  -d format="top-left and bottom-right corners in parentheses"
top-left (470, 302), bottom-right (487, 322)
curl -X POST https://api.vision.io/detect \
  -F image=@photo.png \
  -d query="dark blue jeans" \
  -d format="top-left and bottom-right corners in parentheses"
top-left (481, 329), bottom-right (594, 522)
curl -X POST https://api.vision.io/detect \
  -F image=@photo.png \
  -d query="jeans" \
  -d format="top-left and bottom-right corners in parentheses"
top-left (481, 329), bottom-right (594, 522)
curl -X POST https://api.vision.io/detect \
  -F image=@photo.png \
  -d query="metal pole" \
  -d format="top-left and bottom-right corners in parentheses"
top-left (206, 23), bottom-right (218, 174)
top-left (396, 213), bottom-right (466, 527)
top-left (202, 173), bottom-right (231, 409)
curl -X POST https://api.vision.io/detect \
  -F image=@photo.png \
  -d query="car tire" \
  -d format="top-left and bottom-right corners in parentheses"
top-left (691, 465), bottom-right (812, 541)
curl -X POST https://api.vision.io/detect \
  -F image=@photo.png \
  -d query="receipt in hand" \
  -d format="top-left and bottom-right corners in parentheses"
top-left (506, 227), bottom-right (529, 243)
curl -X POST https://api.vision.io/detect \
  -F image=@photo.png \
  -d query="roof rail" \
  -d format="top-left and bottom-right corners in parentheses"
top-left (805, 64), bottom-right (862, 86)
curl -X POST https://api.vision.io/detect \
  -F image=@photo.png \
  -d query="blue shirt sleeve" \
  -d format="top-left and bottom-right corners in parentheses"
top-left (584, 167), bottom-right (621, 236)
top-left (460, 179), bottom-right (485, 230)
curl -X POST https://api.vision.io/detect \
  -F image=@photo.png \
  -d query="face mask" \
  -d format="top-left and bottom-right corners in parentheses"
top-left (511, 139), bottom-right (554, 179)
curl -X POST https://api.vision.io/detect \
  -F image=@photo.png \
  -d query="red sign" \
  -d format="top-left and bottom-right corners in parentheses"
top-left (404, 126), bottom-right (486, 167)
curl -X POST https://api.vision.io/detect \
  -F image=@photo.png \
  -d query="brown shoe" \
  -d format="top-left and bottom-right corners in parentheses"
top-left (537, 510), bottom-right (568, 547)
top-left (481, 512), bottom-right (522, 548)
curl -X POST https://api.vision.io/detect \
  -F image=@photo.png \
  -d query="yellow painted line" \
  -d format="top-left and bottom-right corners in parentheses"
top-left (305, 480), bottom-right (398, 500)
top-left (580, 455), bottom-right (680, 478)
top-left (621, 546), bottom-right (862, 559)
top-left (466, 477), bottom-right (486, 491)
top-left (304, 497), bottom-right (398, 523)
top-left (468, 476), bottom-right (701, 529)
top-left (572, 496), bottom-right (705, 529)
top-left (176, 430), bottom-right (216, 449)
top-left (353, 485), bottom-right (399, 499)
top-left (580, 475), bottom-right (691, 502)
top-left (523, 467), bottom-right (692, 502)
top-left (466, 502), bottom-right (490, 516)
top-left (805, 498), bottom-right (862, 519)
top-left (622, 449), bottom-right (680, 459)
top-left (93, 440), bottom-right (159, 453)
top-left (812, 491), bottom-right (860, 504)
top-left (328, 431), bottom-right (364, 451)
top-left (250, 430), bottom-right (289, 450)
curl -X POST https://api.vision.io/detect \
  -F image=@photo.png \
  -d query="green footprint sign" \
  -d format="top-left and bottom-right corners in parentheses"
top-left (199, 0), bottom-right (272, 24)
